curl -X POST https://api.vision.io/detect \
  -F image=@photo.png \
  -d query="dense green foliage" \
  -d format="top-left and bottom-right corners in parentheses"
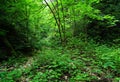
top-left (0, 0), bottom-right (120, 82)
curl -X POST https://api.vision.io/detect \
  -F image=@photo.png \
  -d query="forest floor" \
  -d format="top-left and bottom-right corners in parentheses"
top-left (0, 43), bottom-right (120, 82)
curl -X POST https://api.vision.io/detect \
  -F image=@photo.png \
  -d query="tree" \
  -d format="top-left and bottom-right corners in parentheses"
top-left (0, 0), bottom-right (42, 58)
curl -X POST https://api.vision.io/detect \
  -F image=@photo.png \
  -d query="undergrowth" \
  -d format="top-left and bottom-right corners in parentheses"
top-left (0, 39), bottom-right (120, 82)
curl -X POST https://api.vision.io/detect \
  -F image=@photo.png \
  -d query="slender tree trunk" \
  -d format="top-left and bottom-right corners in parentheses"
top-left (50, 0), bottom-right (65, 45)
top-left (72, 7), bottom-right (77, 36)
top-left (44, 0), bottom-right (63, 44)
top-left (56, 0), bottom-right (65, 45)
top-left (59, 0), bottom-right (66, 45)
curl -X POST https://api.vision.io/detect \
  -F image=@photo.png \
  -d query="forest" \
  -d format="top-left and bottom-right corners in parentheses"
top-left (0, 0), bottom-right (120, 82)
